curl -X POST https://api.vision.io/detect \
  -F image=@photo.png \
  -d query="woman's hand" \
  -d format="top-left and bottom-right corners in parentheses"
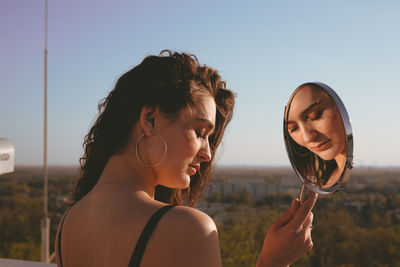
top-left (256, 191), bottom-right (318, 267)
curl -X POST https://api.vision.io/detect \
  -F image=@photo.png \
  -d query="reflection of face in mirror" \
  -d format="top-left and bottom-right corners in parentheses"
top-left (286, 84), bottom-right (346, 188)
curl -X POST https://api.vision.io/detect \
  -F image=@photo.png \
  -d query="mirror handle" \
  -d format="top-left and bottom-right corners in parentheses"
top-left (299, 184), bottom-right (311, 204)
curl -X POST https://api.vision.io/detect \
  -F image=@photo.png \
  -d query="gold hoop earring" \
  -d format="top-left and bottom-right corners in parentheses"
top-left (136, 133), bottom-right (168, 167)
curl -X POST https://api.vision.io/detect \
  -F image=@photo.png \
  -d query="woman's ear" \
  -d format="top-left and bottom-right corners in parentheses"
top-left (139, 106), bottom-right (159, 136)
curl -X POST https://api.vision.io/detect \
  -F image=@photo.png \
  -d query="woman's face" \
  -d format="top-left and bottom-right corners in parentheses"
top-left (155, 95), bottom-right (216, 189)
top-left (286, 85), bottom-right (346, 161)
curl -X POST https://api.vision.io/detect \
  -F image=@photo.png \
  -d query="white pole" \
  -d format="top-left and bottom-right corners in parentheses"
top-left (41, 0), bottom-right (50, 262)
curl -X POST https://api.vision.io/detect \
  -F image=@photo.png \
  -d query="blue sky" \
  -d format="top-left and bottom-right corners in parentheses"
top-left (1, 0), bottom-right (399, 166)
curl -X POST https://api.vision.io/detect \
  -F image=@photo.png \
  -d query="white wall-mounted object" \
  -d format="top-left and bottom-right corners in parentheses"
top-left (0, 138), bottom-right (15, 175)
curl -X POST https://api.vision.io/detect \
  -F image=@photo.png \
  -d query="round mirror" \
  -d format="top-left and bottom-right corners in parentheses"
top-left (283, 82), bottom-right (354, 201)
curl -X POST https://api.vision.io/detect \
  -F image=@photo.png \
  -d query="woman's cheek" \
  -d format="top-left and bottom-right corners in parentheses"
top-left (319, 113), bottom-right (336, 134)
top-left (330, 116), bottom-right (344, 140)
top-left (185, 132), bottom-right (199, 155)
top-left (291, 133), bottom-right (304, 147)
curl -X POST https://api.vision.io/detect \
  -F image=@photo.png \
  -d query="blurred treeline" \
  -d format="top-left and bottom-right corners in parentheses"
top-left (1, 167), bottom-right (400, 267)
top-left (0, 167), bottom-right (76, 261)
top-left (211, 191), bottom-right (400, 267)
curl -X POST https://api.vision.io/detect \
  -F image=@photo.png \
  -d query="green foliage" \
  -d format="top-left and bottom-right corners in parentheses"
top-left (214, 192), bottom-right (400, 267)
top-left (5, 241), bottom-right (40, 261)
top-left (1, 167), bottom-right (400, 266)
top-left (217, 205), bottom-right (279, 267)
top-left (0, 169), bottom-right (74, 261)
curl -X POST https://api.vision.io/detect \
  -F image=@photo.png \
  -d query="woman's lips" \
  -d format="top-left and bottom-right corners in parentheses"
top-left (311, 140), bottom-right (332, 152)
top-left (189, 164), bottom-right (200, 175)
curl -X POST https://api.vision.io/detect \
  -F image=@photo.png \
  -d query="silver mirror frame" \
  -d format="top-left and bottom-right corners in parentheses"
top-left (284, 82), bottom-right (354, 195)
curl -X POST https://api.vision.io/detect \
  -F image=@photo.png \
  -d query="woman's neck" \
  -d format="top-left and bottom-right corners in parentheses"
top-left (96, 154), bottom-right (157, 198)
top-left (335, 152), bottom-right (346, 174)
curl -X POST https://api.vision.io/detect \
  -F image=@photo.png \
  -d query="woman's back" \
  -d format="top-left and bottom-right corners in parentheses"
top-left (57, 183), bottom-right (222, 267)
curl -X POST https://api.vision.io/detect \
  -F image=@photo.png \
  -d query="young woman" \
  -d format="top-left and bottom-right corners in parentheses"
top-left (56, 51), bottom-right (317, 267)
top-left (285, 82), bottom-right (346, 188)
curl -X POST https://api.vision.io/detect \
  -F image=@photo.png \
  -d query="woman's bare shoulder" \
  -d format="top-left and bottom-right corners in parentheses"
top-left (158, 205), bottom-right (219, 248)
top-left (169, 205), bottom-right (217, 232)
top-left (140, 205), bottom-right (222, 267)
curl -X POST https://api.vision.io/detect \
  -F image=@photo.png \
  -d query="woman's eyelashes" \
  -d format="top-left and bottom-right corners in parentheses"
top-left (288, 124), bottom-right (297, 133)
top-left (195, 129), bottom-right (207, 139)
top-left (288, 109), bottom-right (324, 133)
top-left (308, 109), bottom-right (323, 121)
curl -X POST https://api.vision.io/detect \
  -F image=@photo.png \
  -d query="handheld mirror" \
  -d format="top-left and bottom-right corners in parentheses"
top-left (283, 82), bottom-right (354, 203)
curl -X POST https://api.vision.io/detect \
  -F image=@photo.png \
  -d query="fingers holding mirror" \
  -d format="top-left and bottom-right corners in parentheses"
top-left (284, 82), bottom-right (353, 194)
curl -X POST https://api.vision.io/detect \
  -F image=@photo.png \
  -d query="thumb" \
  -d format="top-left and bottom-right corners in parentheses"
top-left (271, 198), bottom-right (300, 231)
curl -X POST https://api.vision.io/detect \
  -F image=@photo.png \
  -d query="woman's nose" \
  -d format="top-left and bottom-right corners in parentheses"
top-left (198, 139), bottom-right (212, 162)
top-left (301, 125), bottom-right (318, 143)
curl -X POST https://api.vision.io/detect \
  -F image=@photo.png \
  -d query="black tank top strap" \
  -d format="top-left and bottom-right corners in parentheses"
top-left (57, 207), bottom-right (71, 267)
top-left (128, 205), bottom-right (176, 267)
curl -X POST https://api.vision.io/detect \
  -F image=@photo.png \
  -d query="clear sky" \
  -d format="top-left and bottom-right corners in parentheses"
top-left (1, 0), bottom-right (399, 167)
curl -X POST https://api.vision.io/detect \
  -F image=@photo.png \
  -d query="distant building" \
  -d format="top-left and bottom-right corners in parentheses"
top-left (205, 177), bottom-right (300, 200)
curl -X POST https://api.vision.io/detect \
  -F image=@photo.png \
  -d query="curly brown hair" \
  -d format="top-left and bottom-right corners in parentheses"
top-left (72, 50), bottom-right (235, 206)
